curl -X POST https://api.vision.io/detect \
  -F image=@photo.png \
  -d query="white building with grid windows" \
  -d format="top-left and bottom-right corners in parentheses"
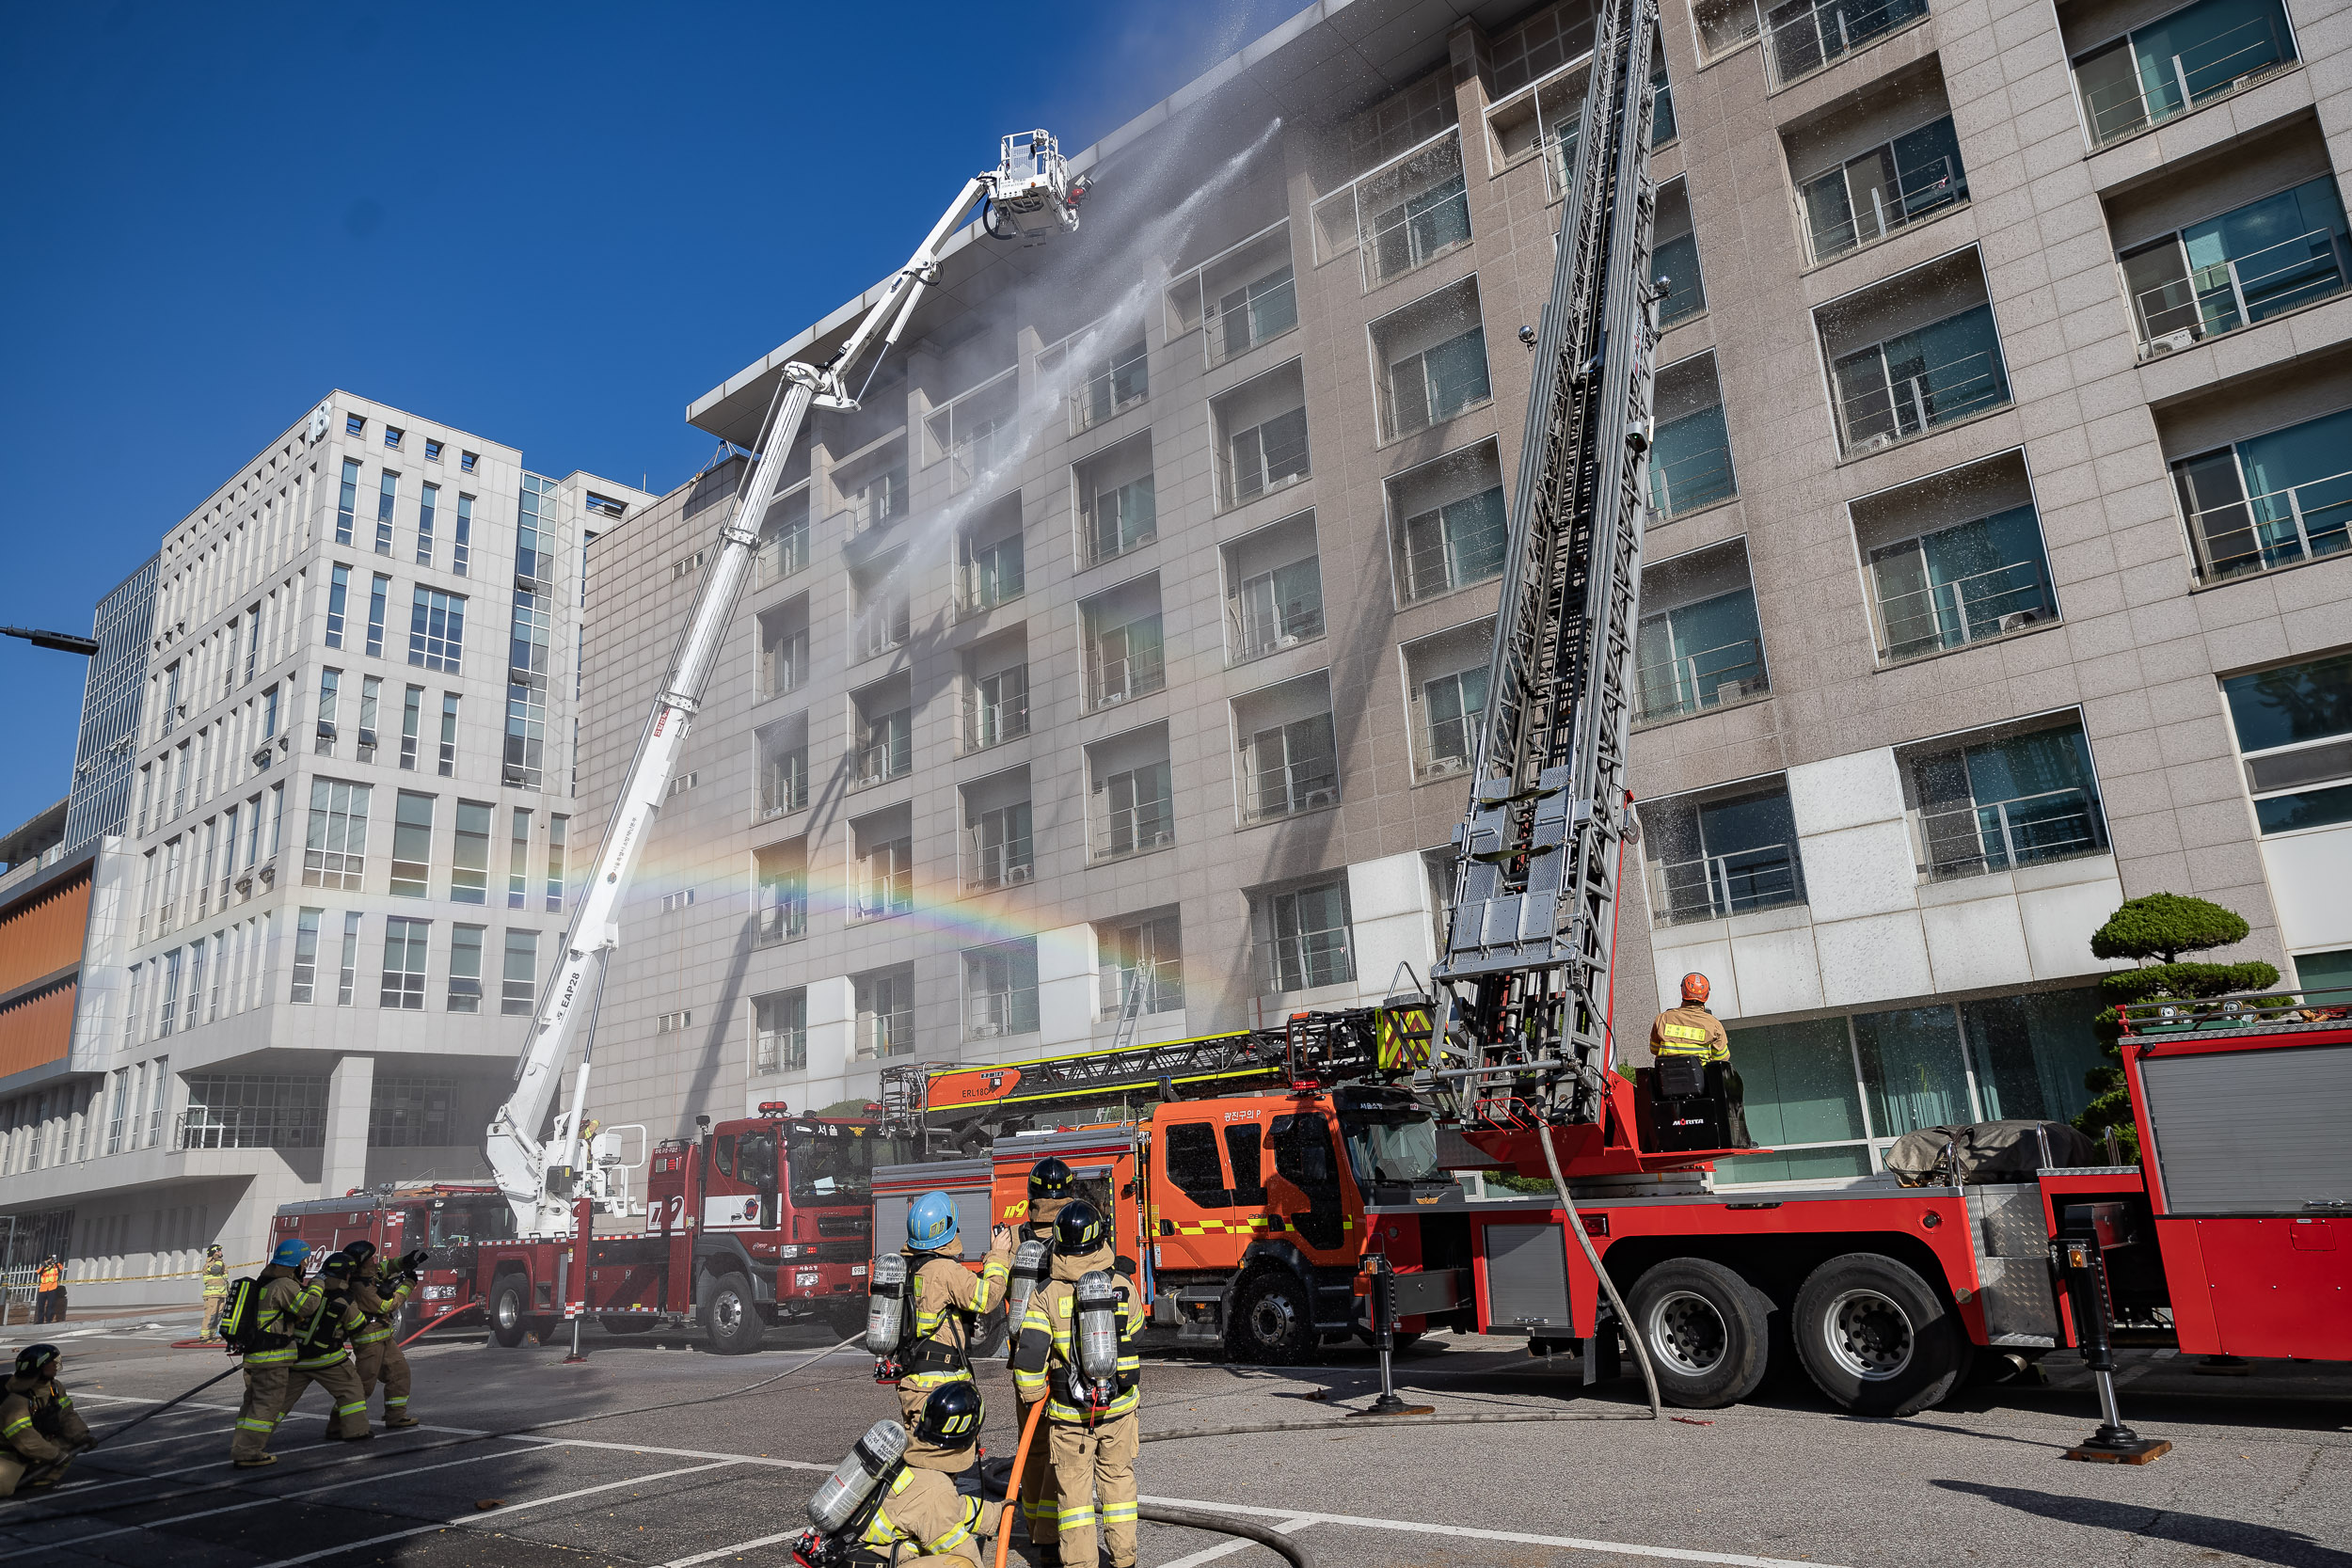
top-left (0, 393), bottom-right (649, 1304)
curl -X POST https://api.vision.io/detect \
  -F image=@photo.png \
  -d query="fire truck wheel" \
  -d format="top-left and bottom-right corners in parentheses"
top-left (698, 1269), bottom-right (767, 1356)
top-left (1625, 1259), bottom-right (1772, 1408)
top-left (1230, 1269), bottom-right (1317, 1364)
top-left (1791, 1252), bottom-right (1963, 1417)
top-left (818, 1300), bottom-right (869, 1341)
top-left (490, 1278), bottom-right (530, 1349)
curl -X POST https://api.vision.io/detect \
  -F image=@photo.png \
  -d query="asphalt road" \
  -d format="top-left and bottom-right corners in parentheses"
top-left (4, 1310), bottom-right (2347, 1568)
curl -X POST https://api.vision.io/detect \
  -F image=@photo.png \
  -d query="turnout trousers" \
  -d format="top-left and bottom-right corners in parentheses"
top-left (230, 1363), bottom-right (290, 1463)
top-left (1014, 1396), bottom-right (1060, 1544)
top-left (277, 1356), bottom-right (370, 1440)
top-left (354, 1338), bottom-right (413, 1421)
top-left (1048, 1411), bottom-right (1138, 1568)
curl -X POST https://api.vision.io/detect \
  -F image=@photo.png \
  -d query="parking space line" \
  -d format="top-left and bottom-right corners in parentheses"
top-left (246, 1460), bottom-right (741, 1568)
top-left (522, 1435), bottom-right (830, 1471)
top-left (1137, 1495), bottom-right (1854, 1568)
top-left (1155, 1515), bottom-right (1318, 1568)
top-left (658, 1528), bottom-right (806, 1567)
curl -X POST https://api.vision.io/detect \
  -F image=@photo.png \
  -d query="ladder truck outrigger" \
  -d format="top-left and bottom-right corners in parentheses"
top-left (294, 133), bottom-right (1091, 1357)
top-left (878, 2), bottom-right (2350, 1428)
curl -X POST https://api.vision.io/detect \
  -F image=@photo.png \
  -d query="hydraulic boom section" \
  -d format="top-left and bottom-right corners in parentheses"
top-left (484, 132), bottom-right (1088, 1238)
top-left (1431, 0), bottom-right (1661, 1133)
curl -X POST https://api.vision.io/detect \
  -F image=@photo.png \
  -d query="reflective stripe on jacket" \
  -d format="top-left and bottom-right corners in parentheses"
top-left (1649, 1005), bottom-right (1728, 1063)
top-left (859, 1465), bottom-right (988, 1557)
top-left (1010, 1246), bottom-right (1140, 1425)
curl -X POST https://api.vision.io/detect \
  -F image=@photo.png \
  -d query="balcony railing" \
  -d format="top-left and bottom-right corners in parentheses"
top-left (758, 632), bottom-right (808, 700)
top-left (2184, 465), bottom-right (2352, 580)
top-left (1651, 842), bottom-right (1805, 923)
top-left (853, 1010), bottom-right (913, 1059)
top-left (1230, 600), bottom-right (1326, 661)
top-left (758, 752), bottom-right (808, 818)
top-left (755, 894), bottom-right (808, 944)
top-left (962, 690), bottom-right (1030, 752)
top-left (1836, 347), bottom-right (2007, 453)
top-left (1099, 958), bottom-right (1184, 1018)
top-left (1635, 639), bottom-right (1769, 722)
top-left (755, 518), bottom-right (810, 586)
top-left (967, 832), bottom-right (1034, 890)
top-left (1205, 275), bottom-right (1298, 367)
top-left (854, 730), bottom-right (911, 786)
top-left (1261, 930), bottom-right (1355, 993)
top-left (1764, 0), bottom-right (1929, 88)
top-left (1070, 351), bottom-right (1148, 435)
top-left (1087, 647), bottom-right (1166, 709)
top-left (1807, 156), bottom-right (1967, 263)
top-left (2133, 228), bottom-right (2347, 356)
top-left (1877, 560), bottom-right (2050, 660)
top-left (1094, 802), bottom-right (1173, 862)
top-left (965, 991), bottom-right (1041, 1039)
top-left (1917, 786), bottom-right (2106, 879)
top-left (2080, 14), bottom-right (2296, 148)
top-left (1243, 769), bottom-right (1340, 825)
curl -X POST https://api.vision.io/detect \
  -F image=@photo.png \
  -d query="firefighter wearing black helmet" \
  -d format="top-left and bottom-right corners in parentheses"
top-left (1009, 1158), bottom-right (1073, 1554)
top-left (0, 1344), bottom-right (90, 1496)
top-left (342, 1241), bottom-right (425, 1428)
top-left (851, 1384), bottom-right (1001, 1563)
top-left (278, 1250), bottom-right (373, 1448)
top-left (1010, 1200), bottom-right (1141, 1568)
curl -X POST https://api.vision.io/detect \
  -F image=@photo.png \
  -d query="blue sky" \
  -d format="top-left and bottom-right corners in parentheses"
top-left (0, 0), bottom-right (1295, 835)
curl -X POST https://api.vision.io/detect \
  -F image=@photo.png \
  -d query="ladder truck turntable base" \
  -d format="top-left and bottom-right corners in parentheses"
top-left (869, 3), bottom-right (2352, 1418)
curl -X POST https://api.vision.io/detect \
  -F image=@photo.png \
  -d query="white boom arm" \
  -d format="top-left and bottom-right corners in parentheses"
top-left (486, 131), bottom-right (1087, 1237)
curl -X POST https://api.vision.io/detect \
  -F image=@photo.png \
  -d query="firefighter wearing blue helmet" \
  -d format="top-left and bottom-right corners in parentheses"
top-left (892, 1192), bottom-right (1013, 1442)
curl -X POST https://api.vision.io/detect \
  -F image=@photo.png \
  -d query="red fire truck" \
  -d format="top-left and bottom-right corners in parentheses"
top-left (276, 1109), bottom-right (907, 1354)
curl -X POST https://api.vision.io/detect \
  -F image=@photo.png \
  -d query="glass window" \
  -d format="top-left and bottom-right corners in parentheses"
top-left (325, 564), bottom-right (350, 648)
top-left (337, 911), bottom-right (361, 1006)
top-left (452, 800), bottom-right (491, 902)
top-left (1227, 406), bottom-right (1311, 506)
top-left (1654, 231), bottom-right (1706, 325)
top-left (1223, 1122), bottom-right (1266, 1203)
top-left (1962, 988), bottom-right (2106, 1123)
top-left (2223, 648), bottom-right (2352, 832)
top-left (1868, 503), bottom-right (2053, 660)
top-left (1422, 667), bottom-right (1489, 773)
top-left (1387, 327), bottom-right (1491, 438)
top-left (453, 493), bottom-right (472, 575)
top-left (501, 930), bottom-right (539, 1016)
top-left (1645, 785), bottom-right (1806, 922)
top-left (417, 484), bottom-right (437, 567)
top-left (2122, 175), bottom-right (2348, 352)
top-left (1247, 713), bottom-right (1340, 821)
top-left (1099, 913), bottom-right (1183, 1015)
top-left (1162, 1121), bottom-right (1232, 1208)
top-left (1215, 267), bottom-right (1297, 361)
top-left (755, 989), bottom-right (807, 1073)
top-left (366, 573), bottom-right (390, 657)
top-left (448, 924), bottom-right (485, 1014)
top-left (2074, 0), bottom-right (2297, 147)
top-left (1909, 721), bottom-right (2106, 877)
top-left (1801, 116), bottom-right (1968, 263)
top-left (1400, 484), bottom-right (1507, 600)
top-left (302, 780), bottom-right (370, 890)
top-left (1646, 403), bottom-right (1735, 517)
top-left (1831, 304), bottom-right (2010, 453)
top-left (409, 587), bottom-right (465, 672)
top-left (1853, 1005), bottom-right (1973, 1137)
top-left (1370, 171), bottom-right (1472, 282)
top-left (969, 800), bottom-right (1032, 888)
top-left (375, 470), bottom-right (398, 555)
top-left (1634, 587), bottom-right (1766, 723)
top-left (962, 942), bottom-right (1040, 1039)
top-left (389, 791), bottom-right (434, 897)
top-left (1264, 880), bottom-right (1354, 991)
top-left (1235, 556), bottom-right (1324, 659)
top-left (380, 916), bottom-right (429, 1010)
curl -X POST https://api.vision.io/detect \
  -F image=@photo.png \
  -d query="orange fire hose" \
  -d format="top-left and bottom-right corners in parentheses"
top-left (992, 1397), bottom-right (1047, 1568)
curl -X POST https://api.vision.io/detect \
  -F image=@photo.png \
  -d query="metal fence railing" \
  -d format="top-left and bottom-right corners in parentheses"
top-left (2133, 227), bottom-right (2345, 353)
top-left (1806, 154), bottom-right (1967, 262)
top-left (1876, 559), bottom-right (2049, 660)
top-left (1088, 646), bottom-right (1166, 709)
top-left (962, 689), bottom-right (1030, 752)
top-left (1764, 0), bottom-right (1930, 88)
top-left (1836, 346), bottom-right (2007, 453)
top-left (1649, 436), bottom-right (1737, 517)
top-left (1260, 929), bottom-right (1356, 993)
top-left (2185, 464), bottom-right (2352, 580)
top-left (967, 831), bottom-right (1035, 890)
top-left (1650, 842), bottom-right (1805, 923)
top-left (1635, 639), bottom-right (1768, 722)
top-left (1095, 802), bottom-right (1174, 862)
top-left (1917, 786), bottom-right (2106, 879)
top-left (2079, 15), bottom-right (2295, 147)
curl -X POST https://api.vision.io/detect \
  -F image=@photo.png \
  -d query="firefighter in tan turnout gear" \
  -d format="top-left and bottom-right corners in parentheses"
top-left (1650, 972), bottom-right (1731, 1063)
top-left (341, 1241), bottom-right (423, 1427)
top-left (793, 1386), bottom-right (999, 1567)
top-left (886, 1191), bottom-right (1013, 1431)
top-left (1646, 972), bottom-right (1750, 1147)
top-left (0, 1344), bottom-right (92, 1496)
top-left (1007, 1158), bottom-right (1073, 1558)
top-left (1011, 1199), bottom-right (1142, 1568)
top-left (225, 1238), bottom-right (372, 1466)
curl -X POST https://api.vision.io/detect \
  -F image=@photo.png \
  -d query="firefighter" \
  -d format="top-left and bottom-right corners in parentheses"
top-left (1010, 1159), bottom-right (1072, 1557)
top-left (1011, 1200), bottom-right (1141, 1568)
top-left (34, 1256), bottom-right (65, 1324)
top-left (279, 1251), bottom-right (374, 1447)
top-left (0, 1344), bottom-right (91, 1497)
top-left (1650, 972), bottom-right (1730, 1064)
top-left (843, 1386), bottom-right (1000, 1564)
top-left (342, 1242), bottom-right (423, 1428)
top-left (895, 1192), bottom-right (1014, 1432)
top-left (199, 1244), bottom-right (230, 1341)
top-left (230, 1237), bottom-right (315, 1467)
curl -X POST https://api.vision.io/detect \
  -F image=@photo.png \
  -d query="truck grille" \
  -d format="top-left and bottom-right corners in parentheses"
top-left (817, 1215), bottom-right (871, 1239)
top-left (814, 1241), bottom-right (868, 1264)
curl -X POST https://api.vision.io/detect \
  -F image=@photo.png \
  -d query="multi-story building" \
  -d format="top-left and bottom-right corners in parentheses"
top-left (0, 392), bottom-right (648, 1305)
top-left (62, 553), bottom-right (162, 854)
top-left (575, 0), bottom-right (2346, 1183)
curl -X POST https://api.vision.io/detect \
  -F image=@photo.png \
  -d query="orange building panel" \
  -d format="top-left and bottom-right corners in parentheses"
top-left (0, 978), bottom-right (77, 1079)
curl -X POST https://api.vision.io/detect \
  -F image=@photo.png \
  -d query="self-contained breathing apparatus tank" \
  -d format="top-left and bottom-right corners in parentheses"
top-left (805, 1418), bottom-right (909, 1535)
top-left (866, 1251), bottom-right (910, 1378)
top-left (1004, 1238), bottom-right (1050, 1345)
top-left (1069, 1269), bottom-right (1120, 1409)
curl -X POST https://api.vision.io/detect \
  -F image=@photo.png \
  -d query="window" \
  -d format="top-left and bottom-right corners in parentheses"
top-left (1635, 558), bottom-right (1770, 723)
top-left (400, 685), bottom-right (423, 769)
top-left (1867, 503), bottom-right (2053, 660)
top-left (409, 587), bottom-right (465, 671)
top-left (506, 808), bottom-right (532, 906)
top-left (448, 924), bottom-right (485, 1013)
top-left (1245, 714), bottom-right (1341, 822)
top-left (261, 685), bottom-right (278, 745)
top-left (2122, 178), bottom-right (2350, 356)
top-left (1312, 129), bottom-right (1472, 291)
top-left (1400, 485), bottom-right (1505, 602)
top-left (380, 917), bottom-right (428, 1009)
top-left (1652, 181), bottom-right (1706, 327)
top-left (1415, 662), bottom-right (1488, 779)
top-left (755, 989), bottom-right (808, 1073)
top-left (390, 791), bottom-right (434, 897)
top-left (460, 451), bottom-right (478, 474)
top-left (374, 471), bottom-right (398, 555)
top-left (1096, 759), bottom-right (1171, 861)
top-left (358, 679), bottom-right (383, 764)
top-left (1099, 911), bottom-right (1183, 1016)
top-left (924, 374), bottom-right (1015, 495)
top-left (452, 800), bottom-right (491, 902)
top-left (1071, 337), bottom-right (1149, 432)
top-left (757, 597), bottom-right (810, 699)
top-left (851, 562), bottom-right (911, 660)
top-left (1801, 117), bottom-right (1969, 264)
top-left (384, 426), bottom-right (404, 451)
top-left (1373, 278), bottom-right (1490, 440)
top-left (302, 779), bottom-right (370, 889)
top-left (757, 487), bottom-right (811, 586)
top-left (1086, 475), bottom-right (1157, 565)
top-left (964, 663), bottom-right (1028, 752)
top-left (661, 889), bottom-right (696, 913)
top-left (243, 607), bottom-right (262, 683)
top-left (438, 693), bottom-right (458, 776)
top-left (1083, 580), bottom-right (1166, 709)
top-left (1259, 880), bottom-right (1355, 992)
top-left (854, 680), bottom-right (914, 785)
top-left (326, 564), bottom-right (350, 647)
top-left (1225, 514), bottom-right (1324, 662)
top-left (854, 967), bottom-right (914, 1059)
top-left (183, 943), bottom-right (206, 1033)
top-left (963, 941), bottom-right (1040, 1038)
top-left (2223, 649), bottom-right (2352, 834)
top-left (501, 930), bottom-right (539, 1015)
top-left (2171, 408), bottom-right (2352, 580)
top-left (337, 911), bottom-right (362, 1006)
top-left (856, 828), bottom-right (914, 920)
top-left (671, 548), bottom-right (709, 580)
top-left (838, 445), bottom-right (911, 530)
top-left (1830, 302), bottom-right (2010, 454)
top-left (1224, 407), bottom-right (1309, 509)
top-left (1212, 264), bottom-right (1297, 365)
top-left (425, 439), bottom-right (443, 462)
top-left (968, 800), bottom-right (1033, 889)
top-left (337, 459), bottom-right (360, 545)
top-left (1643, 783), bottom-right (1806, 923)
top-left (958, 517), bottom-right (1025, 616)
top-left (371, 1077), bottom-right (456, 1147)
top-left (545, 816), bottom-right (566, 911)
top-left (758, 718), bottom-right (808, 819)
top-left (180, 1074), bottom-right (326, 1151)
top-left (156, 950), bottom-right (182, 1037)
top-left (1160, 1121), bottom-right (1232, 1208)
top-left (417, 483), bottom-right (437, 565)
top-left (1765, 0), bottom-right (1930, 88)
top-left (756, 840), bottom-right (809, 943)
top-left (346, 413), bottom-right (365, 436)
top-left (2072, 0), bottom-right (2297, 148)
top-left (453, 494), bottom-right (472, 575)
top-left (658, 1011), bottom-right (694, 1035)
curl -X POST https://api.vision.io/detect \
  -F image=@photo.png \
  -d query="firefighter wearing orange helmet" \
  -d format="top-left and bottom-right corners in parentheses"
top-left (1650, 972), bottom-right (1729, 1064)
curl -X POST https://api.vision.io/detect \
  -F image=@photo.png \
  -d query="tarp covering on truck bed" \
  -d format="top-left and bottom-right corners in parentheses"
top-left (1883, 1120), bottom-right (2100, 1187)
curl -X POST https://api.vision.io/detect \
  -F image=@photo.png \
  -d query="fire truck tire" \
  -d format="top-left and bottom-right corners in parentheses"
top-left (1624, 1259), bottom-right (1772, 1408)
top-left (818, 1300), bottom-right (869, 1340)
top-left (698, 1269), bottom-right (767, 1356)
top-left (1230, 1269), bottom-right (1317, 1364)
top-left (490, 1278), bottom-right (531, 1349)
top-left (1791, 1252), bottom-right (1963, 1417)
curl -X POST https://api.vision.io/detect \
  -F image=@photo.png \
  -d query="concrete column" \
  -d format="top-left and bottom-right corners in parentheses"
top-left (1345, 852), bottom-right (1439, 1005)
top-left (320, 1053), bottom-right (374, 1198)
top-left (1035, 923), bottom-right (1100, 1049)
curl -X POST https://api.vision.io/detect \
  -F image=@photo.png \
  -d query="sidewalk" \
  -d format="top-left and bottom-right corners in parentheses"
top-left (0, 1300), bottom-right (205, 1329)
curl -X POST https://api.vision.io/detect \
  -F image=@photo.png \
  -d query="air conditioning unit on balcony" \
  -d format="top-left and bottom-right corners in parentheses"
top-left (1005, 864), bottom-right (1033, 883)
top-left (1300, 787), bottom-right (1339, 810)
top-left (1423, 755), bottom-right (1470, 778)
top-left (1278, 633), bottom-right (1302, 648)
top-left (1852, 431), bottom-right (1898, 455)
top-left (251, 747), bottom-right (274, 768)
top-left (2149, 329), bottom-right (2199, 356)
top-left (257, 861), bottom-right (277, 886)
top-left (1997, 610), bottom-right (2043, 633)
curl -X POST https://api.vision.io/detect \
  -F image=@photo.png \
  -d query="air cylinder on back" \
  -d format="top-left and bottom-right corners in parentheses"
top-left (806, 1418), bottom-right (908, 1533)
top-left (866, 1251), bottom-right (908, 1354)
top-left (1074, 1269), bottom-right (1120, 1383)
top-left (1006, 1238), bottom-right (1050, 1332)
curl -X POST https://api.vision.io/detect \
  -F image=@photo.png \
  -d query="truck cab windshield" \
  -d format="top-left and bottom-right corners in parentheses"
top-left (429, 1197), bottom-right (519, 1248)
top-left (787, 1130), bottom-right (910, 1204)
top-left (1338, 1107), bottom-right (1444, 1184)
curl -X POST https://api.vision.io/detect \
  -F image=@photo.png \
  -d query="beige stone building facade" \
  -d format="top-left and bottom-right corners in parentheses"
top-left (581, 0), bottom-right (2352, 1184)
